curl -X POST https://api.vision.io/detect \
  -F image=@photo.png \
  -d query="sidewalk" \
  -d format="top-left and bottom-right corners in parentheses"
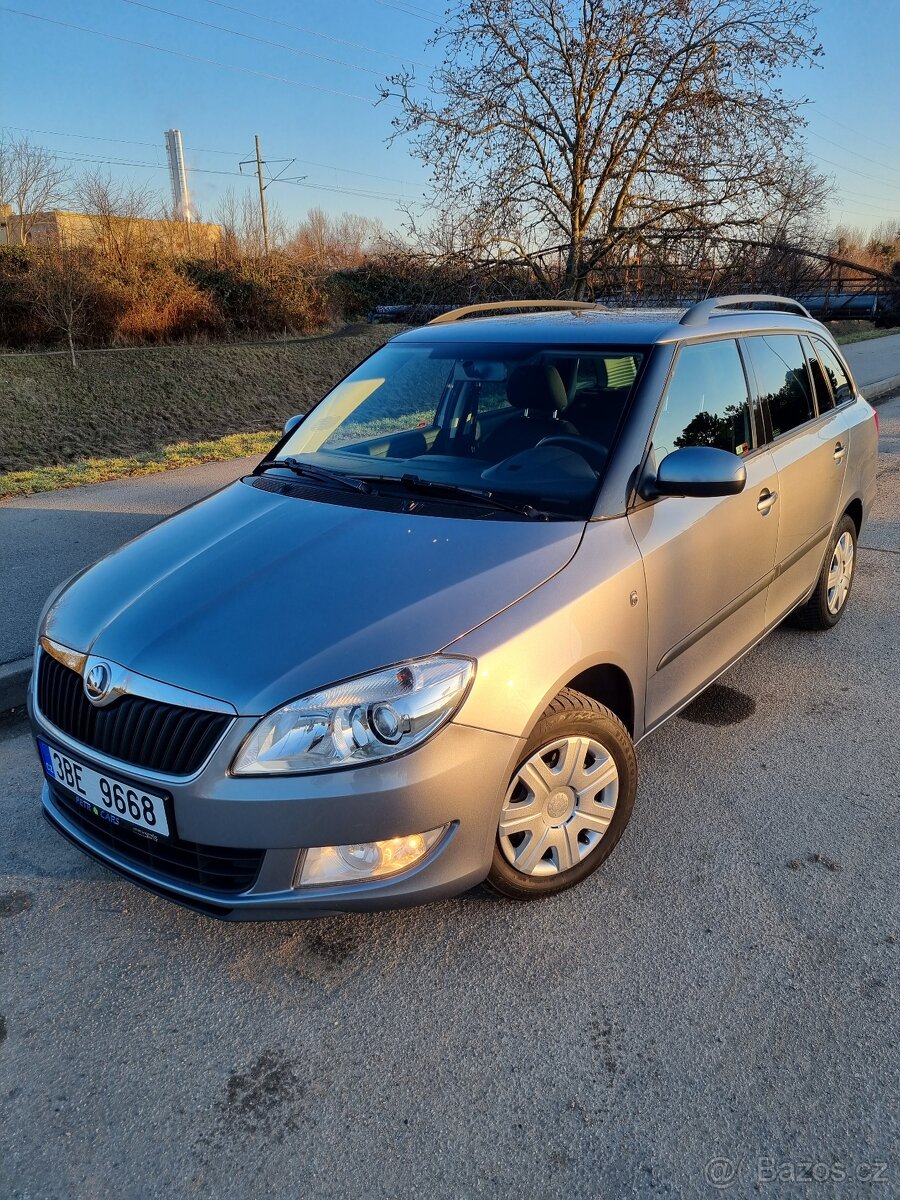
top-left (3, 332), bottom-right (900, 710)
top-left (843, 332), bottom-right (900, 398)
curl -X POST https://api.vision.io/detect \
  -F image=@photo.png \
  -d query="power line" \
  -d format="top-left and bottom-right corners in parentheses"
top-left (38, 147), bottom-right (406, 203)
top-left (808, 112), bottom-right (900, 157)
top-left (117, 0), bottom-right (384, 77)
top-left (832, 193), bottom-right (900, 218)
top-left (198, 0), bottom-right (426, 66)
top-left (0, 6), bottom-right (384, 104)
top-left (806, 129), bottom-right (900, 179)
top-left (810, 151), bottom-right (900, 189)
top-left (1, 124), bottom-right (410, 185)
top-left (372, 0), bottom-right (440, 21)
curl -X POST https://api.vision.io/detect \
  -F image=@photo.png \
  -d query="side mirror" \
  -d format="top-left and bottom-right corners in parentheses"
top-left (642, 445), bottom-right (747, 499)
top-left (282, 414), bottom-right (303, 437)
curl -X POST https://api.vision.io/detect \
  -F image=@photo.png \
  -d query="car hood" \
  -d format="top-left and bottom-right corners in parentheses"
top-left (45, 479), bottom-right (584, 715)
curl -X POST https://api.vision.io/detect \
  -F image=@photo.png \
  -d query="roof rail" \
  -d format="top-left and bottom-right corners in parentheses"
top-left (680, 294), bottom-right (813, 327)
top-left (428, 299), bottom-right (603, 325)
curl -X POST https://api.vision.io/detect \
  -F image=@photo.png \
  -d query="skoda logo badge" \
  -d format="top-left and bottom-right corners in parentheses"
top-left (84, 662), bottom-right (112, 703)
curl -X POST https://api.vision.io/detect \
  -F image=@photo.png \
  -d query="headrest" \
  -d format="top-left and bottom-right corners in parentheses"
top-left (506, 363), bottom-right (568, 414)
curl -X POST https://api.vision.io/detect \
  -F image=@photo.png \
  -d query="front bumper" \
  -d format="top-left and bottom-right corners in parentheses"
top-left (32, 681), bottom-right (522, 919)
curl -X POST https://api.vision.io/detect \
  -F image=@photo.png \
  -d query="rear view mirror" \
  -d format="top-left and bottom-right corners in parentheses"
top-left (282, 414), bottom-right (303, 437)
top-left (642, 446), bottom-right (747, 499)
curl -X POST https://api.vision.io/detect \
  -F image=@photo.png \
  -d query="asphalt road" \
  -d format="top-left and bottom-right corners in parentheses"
top-left (0, 403), bottom-right (897, 1199)
top-left (1, 331), bottom-right (899, 675)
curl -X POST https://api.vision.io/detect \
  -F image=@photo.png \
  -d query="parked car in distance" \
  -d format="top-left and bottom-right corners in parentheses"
top-left (31, 295), bottom-right (878, 918)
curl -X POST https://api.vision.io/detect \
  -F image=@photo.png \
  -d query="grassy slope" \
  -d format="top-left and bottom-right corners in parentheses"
top-left (0, 325), bottom-right (402, 487)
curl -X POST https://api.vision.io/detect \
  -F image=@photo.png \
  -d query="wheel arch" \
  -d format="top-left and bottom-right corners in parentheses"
top-left (560, 662), bottom-right (635, 736)
top-left (843, 497), bottom-right (863, 538)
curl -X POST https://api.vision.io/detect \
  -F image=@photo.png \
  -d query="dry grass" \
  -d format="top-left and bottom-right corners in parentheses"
top-left (0, 431), bottom-right (281, 499)
top-left (0, 325), bottom-right (402, 477)
top-left (833, 324), bottom-right (900, 346)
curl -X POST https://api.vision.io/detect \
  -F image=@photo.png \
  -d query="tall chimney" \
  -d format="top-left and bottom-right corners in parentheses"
top-left (164, 129), bottom-right (192, 221)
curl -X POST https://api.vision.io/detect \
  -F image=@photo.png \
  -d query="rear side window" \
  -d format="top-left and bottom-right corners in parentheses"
top-left (744, 334), bottom-right (814, 438)
top-left (802, 336), bottom-right (834, 413)
top-left (812, 339), bottom-right (854, 405)
top-left (653, 339), bottom-right (753, 460)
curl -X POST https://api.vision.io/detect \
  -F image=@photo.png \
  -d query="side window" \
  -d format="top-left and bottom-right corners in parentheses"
top-left (653, 339), bottom-right (753, 460)
top-left (572, 354), bottom-right (638, 395)
top-left (744, 335), bottom-right (814, 438)
top-left (812, 339), bottom-right (853, 405)
top-left (602, 356), bottom-right (639, 390)
top-left (802, 336), bottom-right (834, 412)
top-left (573, 357), bottom-right (602, 394)
top-left (475, 379), bottom-right (512, 415)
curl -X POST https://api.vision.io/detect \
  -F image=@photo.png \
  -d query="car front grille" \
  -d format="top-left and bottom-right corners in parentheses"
top-left (36, 651), bottom-right (231, 776)
top-left (48, 781), bottom-right (265, 895)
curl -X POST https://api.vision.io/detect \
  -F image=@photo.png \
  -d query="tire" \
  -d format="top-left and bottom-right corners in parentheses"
top-left (485, 688), bottom-right (637, 900)
top-left (790, 514), bottom-right (857, 631)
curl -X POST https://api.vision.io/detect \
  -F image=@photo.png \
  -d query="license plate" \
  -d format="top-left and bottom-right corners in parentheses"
top-left (39, 741), bottom-right (170, 838)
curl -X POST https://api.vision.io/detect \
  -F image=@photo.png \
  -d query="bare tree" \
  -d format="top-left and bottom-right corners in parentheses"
top-left (72, 171), bottom-right (157, 268)
top-left (0, 135), bottom-right (69, 244)
top-left (213, 186), bottom-right (288, 257)
top-left (288, 207), bottom-right (385, 268)
top-left (384, 0), bottom-right (829, 295)
top-left (28, 245), bottom-right (94, 368)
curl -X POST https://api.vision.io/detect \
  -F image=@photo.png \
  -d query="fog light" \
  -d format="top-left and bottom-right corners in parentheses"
top-left (296, 826), bottom-right (446, 887)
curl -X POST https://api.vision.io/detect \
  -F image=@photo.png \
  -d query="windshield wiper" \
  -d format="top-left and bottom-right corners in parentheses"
top-left (387, 473), bottom-right (550, 519)
top-left (266, 457), bottom-right (373, 494)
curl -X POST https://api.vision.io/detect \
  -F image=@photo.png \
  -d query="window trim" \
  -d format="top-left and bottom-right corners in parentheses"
top-left (800, 334), bottom-right (836, 416)
top-left (809, 336), bottom-right (855, 408)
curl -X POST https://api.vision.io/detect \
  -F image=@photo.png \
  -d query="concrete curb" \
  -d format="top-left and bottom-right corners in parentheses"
top-left (0, 656), bottom-right (32, 713)
top-left (864, 375), bottom-right (900, 402)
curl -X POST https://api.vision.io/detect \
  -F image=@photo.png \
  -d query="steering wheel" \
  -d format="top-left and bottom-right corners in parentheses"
top-left (536, 435), bottom-right (608, 473)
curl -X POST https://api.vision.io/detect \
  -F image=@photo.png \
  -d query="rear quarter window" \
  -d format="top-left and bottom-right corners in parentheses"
top-left (744, 334), bottom-right (815, 438)
top-left (802, 336), bottom-right (835, 413)
top-left (812, 338), bottom-right (854, 405)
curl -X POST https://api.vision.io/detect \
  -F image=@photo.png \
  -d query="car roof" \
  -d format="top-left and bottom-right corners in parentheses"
top-left (392, 306), bottom-right (833, 348)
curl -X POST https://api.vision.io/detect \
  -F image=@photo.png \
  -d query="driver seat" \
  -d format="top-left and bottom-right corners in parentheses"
top-left (479, 363), bottom-right (577, 462)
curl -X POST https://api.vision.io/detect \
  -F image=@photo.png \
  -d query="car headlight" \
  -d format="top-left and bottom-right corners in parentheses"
top-left (231, 656), bottom-right (474, 775)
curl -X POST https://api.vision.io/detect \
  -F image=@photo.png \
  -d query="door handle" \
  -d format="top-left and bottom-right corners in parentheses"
top-left (757, 488), bottom-right (778, 514)
top-left (834, 441), bottom-right (847, 462)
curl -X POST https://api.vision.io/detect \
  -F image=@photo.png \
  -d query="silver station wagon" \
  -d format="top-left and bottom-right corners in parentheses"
top-left (31, 295), bottom-right (878, 918)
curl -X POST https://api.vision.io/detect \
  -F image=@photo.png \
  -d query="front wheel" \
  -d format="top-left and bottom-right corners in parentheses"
top-left (486, 688), bottom-right (637, 900)
top-left (791, 514), bottom-right (857, 630)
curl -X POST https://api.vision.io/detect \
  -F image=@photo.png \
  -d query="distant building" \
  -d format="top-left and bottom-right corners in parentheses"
top-left (0, 206), bottom-right (222, 254)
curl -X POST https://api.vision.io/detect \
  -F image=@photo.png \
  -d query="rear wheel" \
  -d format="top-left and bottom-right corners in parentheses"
top-left (791, 514), bottom-right (857, 630)
top-left (486, 688), bottom-right (636, 900)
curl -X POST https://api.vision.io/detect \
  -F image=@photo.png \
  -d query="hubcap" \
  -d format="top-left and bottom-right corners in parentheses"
top-left (826, 531), bottom-right (854, 615)
top-left (498, 736), bottom-right (619, 877)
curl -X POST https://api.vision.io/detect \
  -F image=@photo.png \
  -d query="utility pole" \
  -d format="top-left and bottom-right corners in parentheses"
top-left (254, 134), bottom-right (269, 257)
top-left (239, 139), bottom-right (304, 257)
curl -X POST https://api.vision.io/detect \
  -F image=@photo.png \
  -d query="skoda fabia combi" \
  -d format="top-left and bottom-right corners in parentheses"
top-left (31, 295), bottom-right (878, 918)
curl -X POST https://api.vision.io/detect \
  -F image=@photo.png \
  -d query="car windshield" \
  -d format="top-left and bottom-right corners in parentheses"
top-left (275, 341), bottom-right (645, 519)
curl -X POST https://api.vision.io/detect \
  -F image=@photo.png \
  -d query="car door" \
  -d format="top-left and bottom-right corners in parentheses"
top-left (741, 334), bottom-right (848, 625)
top-left (629, 337), bottom-right (780, 730)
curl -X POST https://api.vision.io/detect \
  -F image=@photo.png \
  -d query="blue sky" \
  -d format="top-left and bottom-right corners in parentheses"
top-left (1, 0), bottom-right (898, 236)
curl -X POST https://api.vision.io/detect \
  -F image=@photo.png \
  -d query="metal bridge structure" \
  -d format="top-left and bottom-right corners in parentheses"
top-left (568, 234), bottom-right (900, 324)
top-left (361, 233), bottom-right (900, 326)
